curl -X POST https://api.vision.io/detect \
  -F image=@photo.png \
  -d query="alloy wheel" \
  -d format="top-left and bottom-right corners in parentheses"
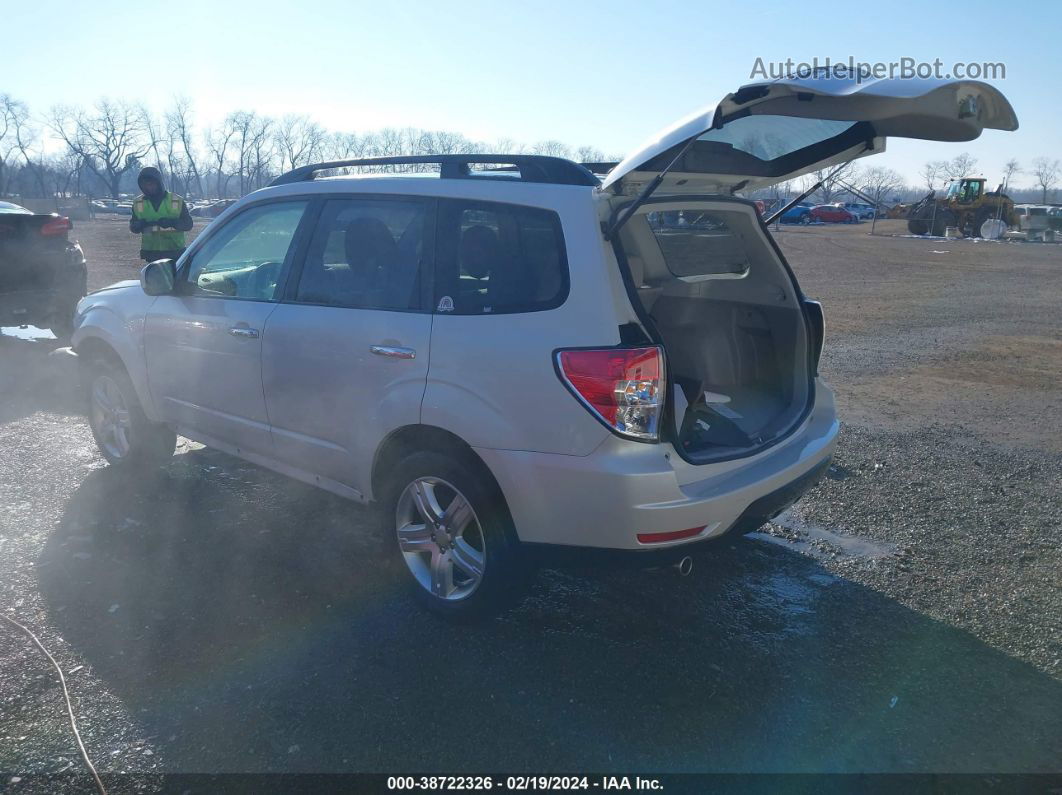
top-left (395, 477), bottom-right (486, 601)
top-left (90, 375), bottom-right (133, 459)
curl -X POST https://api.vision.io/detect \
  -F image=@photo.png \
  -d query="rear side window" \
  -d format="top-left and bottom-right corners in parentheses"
top-left (295, 198), bottom-right (429, 311)
top-left (435, 200), bottom-right (568, 314)
top-left (646, 210), bottom-right (749, 278)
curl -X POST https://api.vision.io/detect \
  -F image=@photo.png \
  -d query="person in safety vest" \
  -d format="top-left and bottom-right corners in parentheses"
top-left (129, 166), bottom-right (193, 262)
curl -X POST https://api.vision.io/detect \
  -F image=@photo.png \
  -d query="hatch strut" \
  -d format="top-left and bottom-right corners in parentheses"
top-left (763, 161), bottom-right (855, 226)
top-left (604, 109), bottom-right (724, 241)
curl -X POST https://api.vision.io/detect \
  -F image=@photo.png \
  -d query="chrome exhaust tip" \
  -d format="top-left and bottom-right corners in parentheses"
top-left (675, 556), bottom-right (694, 577)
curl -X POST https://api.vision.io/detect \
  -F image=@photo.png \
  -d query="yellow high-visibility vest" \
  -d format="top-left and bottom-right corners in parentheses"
top-left (133, 192), bottom-right (186, 251)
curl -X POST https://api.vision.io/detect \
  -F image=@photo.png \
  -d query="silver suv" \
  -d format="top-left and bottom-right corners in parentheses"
top-left (72, 75), bottom-right (1016, 617)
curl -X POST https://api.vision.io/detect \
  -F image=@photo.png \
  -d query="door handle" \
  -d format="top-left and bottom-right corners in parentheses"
top-left (229, 326), bottom-right (260, 339)
top-left (370, 345), bottom-right (416, 360)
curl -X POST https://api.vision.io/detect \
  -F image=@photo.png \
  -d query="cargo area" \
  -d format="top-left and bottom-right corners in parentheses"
top-left (616, 200), bottom-right (810, 462)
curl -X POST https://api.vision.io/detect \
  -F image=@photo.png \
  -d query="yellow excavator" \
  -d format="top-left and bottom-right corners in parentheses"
top-left (906, 177), bottom-right (1015, 237)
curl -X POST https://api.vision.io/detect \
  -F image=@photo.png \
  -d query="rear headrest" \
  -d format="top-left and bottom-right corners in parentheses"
top-left (345, 217), bottom-right (397, 267)
top-left (460, 224), bottom-right (500, 279)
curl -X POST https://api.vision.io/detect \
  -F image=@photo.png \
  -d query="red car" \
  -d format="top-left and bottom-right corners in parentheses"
top-left (810, 204), bottom-right (858, 223)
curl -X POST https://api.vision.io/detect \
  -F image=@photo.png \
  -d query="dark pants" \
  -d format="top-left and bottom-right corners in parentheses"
top-left (140, 248), bottom-right (187, 263)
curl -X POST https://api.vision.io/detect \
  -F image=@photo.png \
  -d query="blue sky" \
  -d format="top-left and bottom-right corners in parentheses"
top-left (4, 0), bottom-right (1057, 187)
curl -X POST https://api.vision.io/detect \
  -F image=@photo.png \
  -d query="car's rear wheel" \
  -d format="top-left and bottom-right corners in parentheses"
top-left (86, 360), bottom-right (176, 468)
top-left (799, 213), bottom-right (810, 225)
top-left (47, 298), bottom-right (78, 341)
top-left (385, 451), bottom-right (527, 619)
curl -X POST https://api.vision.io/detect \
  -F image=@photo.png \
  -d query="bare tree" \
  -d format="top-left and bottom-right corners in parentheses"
top-left (50, 100), bottom-right (148, 198)
top-left (328, 131), bottom-right (368, 160)
top-left (246, 115), bottom-right (275, 190)
top-left (139, 104), bottom-right (167, 171)
top-left (532, 140), bottom-right (572, 158)
top-left (1031, 156), bottom-right (1060, 203)
top-left (859, 167), bottom-right (905, 206)
top-left (427, 130), bottom-right (477, 155)
top-left (857, 166), bottom-right (905, 233)
top-left (4, 95), bottom-right (51, 199)
top-left (205, 114), bottom-right (238, 198)
top-left (228, 111), bottom-right (273, 193)
top-left (941, 152), bottom-right (978, 180)
top-left (575, 145), bottom-right (605, 164)
top-left (275, 114), bottom-right (327, 173)
top-left (1001, 158), bottom-right (1021, 190)
top-left (919, 160), bottom-right (946, 191)
top-left (493, 137), bottom-right (525, 155)
top-left (0, 94), bottom-right (20, 195)
top-left (805, 164), bottom-right (857, 204)
top-left (166, 97), bottom-right (203, 198)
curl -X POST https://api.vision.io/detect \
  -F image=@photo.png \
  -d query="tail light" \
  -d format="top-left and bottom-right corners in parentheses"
top-left (556, 346), bottom-right (665, 441)
top-left (40, 216), bottom-right (72, 237)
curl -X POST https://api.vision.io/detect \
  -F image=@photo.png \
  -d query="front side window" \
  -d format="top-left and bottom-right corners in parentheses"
top-left (185, 201), bottom-right (308, 300)
top-left (435, 201), bottom-right (568, 314)
top-left (295, 198), bottom-right (429, 311)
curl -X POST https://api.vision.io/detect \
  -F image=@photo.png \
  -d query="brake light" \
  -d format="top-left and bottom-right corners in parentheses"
top-left (39, 216), bottom-right (72, 237)
top-left (637, 526), bottom-right (706, 544)
top-left (556, 346), bottom-right (665, 441)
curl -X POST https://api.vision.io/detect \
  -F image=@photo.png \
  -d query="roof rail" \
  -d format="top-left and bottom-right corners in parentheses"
top-left (269, 154), bottom-right (600, 187)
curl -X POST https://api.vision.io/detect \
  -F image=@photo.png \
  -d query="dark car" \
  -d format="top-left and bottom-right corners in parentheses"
top-left (0, 201), bottom-right (87, 338)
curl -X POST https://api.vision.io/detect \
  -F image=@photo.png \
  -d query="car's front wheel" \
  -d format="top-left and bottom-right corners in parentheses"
top-left (385, 451), bottom-right (527, 619)
top-left (86, 360), bottom-right (176, 469)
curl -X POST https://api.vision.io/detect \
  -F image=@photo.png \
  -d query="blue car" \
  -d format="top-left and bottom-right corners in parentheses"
top-left (778, 202), bottom-right (813, 224)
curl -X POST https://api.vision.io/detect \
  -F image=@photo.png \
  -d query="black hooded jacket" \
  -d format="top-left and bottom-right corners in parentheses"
top-left (129, 166), bottom-right (193, 238)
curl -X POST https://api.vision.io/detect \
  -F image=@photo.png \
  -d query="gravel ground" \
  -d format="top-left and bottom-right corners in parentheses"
top-left (0, 217), bottom-right (1059, 789)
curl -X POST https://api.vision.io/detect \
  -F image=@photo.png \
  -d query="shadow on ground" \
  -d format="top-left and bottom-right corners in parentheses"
top-left (0, 331), bottom-right (82, 425)
top-left (37, 450), bottom-right (1062, 774)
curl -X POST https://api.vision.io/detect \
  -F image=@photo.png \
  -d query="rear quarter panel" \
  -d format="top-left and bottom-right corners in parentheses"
top-left (421, 189), bottom-right (618, 456)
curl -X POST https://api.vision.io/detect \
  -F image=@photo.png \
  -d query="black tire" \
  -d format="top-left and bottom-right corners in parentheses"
top-left (972, 208), bottom-right (997, 238)
top-left (799, 213), bottom-right (811, 225)
top-left (47, 299), bottom-right (78, 341)
top-left (907, 219), bottom-right (929, 235)
top-left (382, 450), bottom-right (528, 620)
top-left (85, 357), bottom-right (176, 469)
top-left (931, 210), bottom-right (958, 237)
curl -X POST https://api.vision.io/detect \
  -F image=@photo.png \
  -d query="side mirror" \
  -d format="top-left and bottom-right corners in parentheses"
top-left (140, 258), bottom-right (176, 296)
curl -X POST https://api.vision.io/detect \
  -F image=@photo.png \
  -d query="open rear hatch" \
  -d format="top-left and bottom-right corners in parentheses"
top-left (605, 74), bottom-right (1016, 463)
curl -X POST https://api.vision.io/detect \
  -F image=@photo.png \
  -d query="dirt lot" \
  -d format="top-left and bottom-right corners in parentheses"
top-left (1, 216), bottom-right (1060, 788)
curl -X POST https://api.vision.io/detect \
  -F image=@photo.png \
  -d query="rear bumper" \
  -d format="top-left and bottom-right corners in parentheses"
top-left (475, 383), bottom-right (838, 551)
top-left (0, 289), bottom-right (69, 326)
top-left (524, 456), bottom-right (831, 567)
top-left (0, 245), bottom-right (87, 327)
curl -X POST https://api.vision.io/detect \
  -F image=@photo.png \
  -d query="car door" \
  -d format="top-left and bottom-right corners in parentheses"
top-left (144, 199), bottom-right (311, 457)
top-left (262, 195), bottom-right (434, 497)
